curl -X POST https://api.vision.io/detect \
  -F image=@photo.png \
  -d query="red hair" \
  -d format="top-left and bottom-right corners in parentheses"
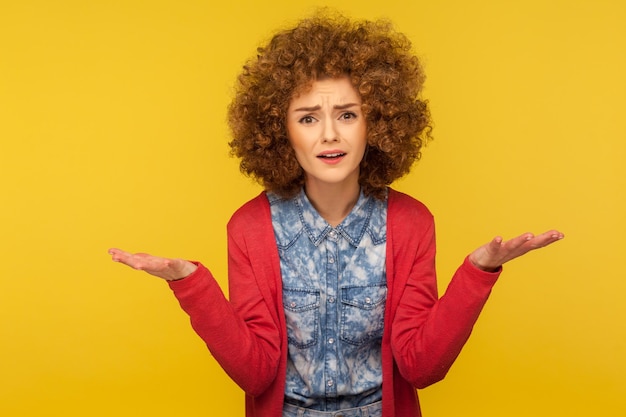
top-left (228, 13), bottom-right (432, 199)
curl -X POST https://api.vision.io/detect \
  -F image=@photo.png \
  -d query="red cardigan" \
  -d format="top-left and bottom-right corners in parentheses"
top-left (169, 189), bottom-right (500, 416)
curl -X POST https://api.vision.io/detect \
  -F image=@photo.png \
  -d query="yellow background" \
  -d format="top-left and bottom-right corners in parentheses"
top-left (1, 0), bottom-right (624, 415)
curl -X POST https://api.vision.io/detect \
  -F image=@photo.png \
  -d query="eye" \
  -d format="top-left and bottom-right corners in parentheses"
top-left (298, 115), bottom-right (317, 124)
top-left (339, 112), bottom-right (358, 121)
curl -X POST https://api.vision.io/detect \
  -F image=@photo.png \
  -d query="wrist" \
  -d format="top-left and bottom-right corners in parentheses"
top-left (166, 261), bottom-right (198, 281)
top-left (468, 254), bottom-right (500, 273)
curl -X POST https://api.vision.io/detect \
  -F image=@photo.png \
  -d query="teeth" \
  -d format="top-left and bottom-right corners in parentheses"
top-left (319, 153), bottom-right (344, 158)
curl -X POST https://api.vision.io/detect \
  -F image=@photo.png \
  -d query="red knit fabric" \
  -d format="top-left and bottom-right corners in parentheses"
top-left (169, 189), bottom-right (500, 416)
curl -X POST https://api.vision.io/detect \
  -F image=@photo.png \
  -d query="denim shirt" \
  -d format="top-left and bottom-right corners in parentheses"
top-left (268, 189), bottom-right (387, 411)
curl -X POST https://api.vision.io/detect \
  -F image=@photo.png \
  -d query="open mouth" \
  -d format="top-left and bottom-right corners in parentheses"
top-left (317, 152), bottom-right (346, 159)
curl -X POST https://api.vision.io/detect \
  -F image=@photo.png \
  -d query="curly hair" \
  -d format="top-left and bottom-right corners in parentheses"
top-left (228, 12), bottom-right (432, 199)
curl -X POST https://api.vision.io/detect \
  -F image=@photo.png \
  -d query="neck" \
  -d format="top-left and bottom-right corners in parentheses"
top-left (303, 179), bottom-right (360, 227)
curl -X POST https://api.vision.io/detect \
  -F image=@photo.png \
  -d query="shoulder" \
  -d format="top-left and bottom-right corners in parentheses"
top-left (387, 188), bottom-right (433, 222)
top-left (387, 189), bottom-right (436, 258)
top-left (228, 192), bottom-right (271, 233)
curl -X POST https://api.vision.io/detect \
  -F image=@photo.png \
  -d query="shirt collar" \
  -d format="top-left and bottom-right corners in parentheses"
top-left (296, 188), bottom-right (377, 247)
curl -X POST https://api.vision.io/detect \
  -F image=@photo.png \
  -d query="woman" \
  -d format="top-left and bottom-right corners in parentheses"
top-left (109, 14), bottom-right (563, 417)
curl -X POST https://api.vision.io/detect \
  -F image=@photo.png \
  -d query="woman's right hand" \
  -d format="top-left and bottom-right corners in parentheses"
top-left (108, 248), bottom-right (197, 281)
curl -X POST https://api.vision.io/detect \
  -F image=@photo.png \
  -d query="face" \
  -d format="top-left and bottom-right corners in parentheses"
top-left (286, 77), bottom-right (367, 193)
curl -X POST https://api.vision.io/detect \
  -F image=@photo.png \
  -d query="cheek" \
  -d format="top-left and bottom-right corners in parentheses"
top-left (287, 127), bottom-right (315, 152)
top-left (286, 137), bottom-right (307, 166)
top-left (357, 126), bottom-right (367, 150)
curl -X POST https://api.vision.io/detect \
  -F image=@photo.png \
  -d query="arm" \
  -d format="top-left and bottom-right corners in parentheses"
top-left (108, 246), bottom-right (281, 396)
top-left (390, 220), bottom-right (564, 388)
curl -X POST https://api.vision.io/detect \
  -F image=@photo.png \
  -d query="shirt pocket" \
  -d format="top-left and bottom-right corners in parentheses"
top-left (340, 284), bottom-right (387, 346)
top-left (283, 287), bottom-right (320, 349)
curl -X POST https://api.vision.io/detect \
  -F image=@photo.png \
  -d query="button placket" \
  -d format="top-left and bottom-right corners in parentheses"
top-left (324, 232), bottom-right (339, 398)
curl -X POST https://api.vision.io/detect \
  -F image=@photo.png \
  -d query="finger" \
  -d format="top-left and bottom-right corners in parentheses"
top-left (501, 233), bottom-right (535, 251)
top-left (526, 230), bottom-right (565, 248)
top-left (538, 229), bottom-right (564, 240)
top-left (486, 236), bottom-right (503, 253)
top-left (108, 248), bottom-right (131, 262)
top-left (503, 230), bottom-right (564, 261)
top-left (108, 250), bottom-right (160, 271)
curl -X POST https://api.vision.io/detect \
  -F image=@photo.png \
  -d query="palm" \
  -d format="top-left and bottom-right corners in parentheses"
top-left (469, 230), bottom-right (564, 272)
top-left (108, 248), bottom-right (197, 281)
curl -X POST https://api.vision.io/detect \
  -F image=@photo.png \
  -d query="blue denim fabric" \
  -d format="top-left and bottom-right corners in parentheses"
top-left (283, 400), bottom-right (383, 417)
top-left (269, 189), bottom-right (387, 412)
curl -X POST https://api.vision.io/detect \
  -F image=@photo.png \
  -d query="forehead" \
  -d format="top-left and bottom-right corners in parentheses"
top-left (289, 77), bottom-right (361, 106)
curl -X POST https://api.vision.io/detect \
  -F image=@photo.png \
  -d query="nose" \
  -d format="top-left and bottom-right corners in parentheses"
top-left (322, 118), bottom-right (339, 143)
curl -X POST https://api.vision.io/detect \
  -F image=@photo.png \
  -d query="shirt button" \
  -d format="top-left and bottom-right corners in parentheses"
top-left (327, 380), bottom-right (334, 387)
top-left (289, 301), bottom-right (297, 308)
top-left (328, 256), bottom-right (335, 264)
top-left (328, 338), bottom-right (335, 344)
top-left (365, 297), bottom-right (372, 304)
top-left (328, 296), bottom-right (335, 303)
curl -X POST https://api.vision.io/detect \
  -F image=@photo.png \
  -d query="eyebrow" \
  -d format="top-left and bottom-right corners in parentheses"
top-left (292, 102), bottom-right (360, 112)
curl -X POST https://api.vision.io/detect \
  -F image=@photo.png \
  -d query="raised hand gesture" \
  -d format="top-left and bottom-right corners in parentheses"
top-left (108, 248), bottom-right (197, 281)
top-left (468, 230), bottom-right (564, 272)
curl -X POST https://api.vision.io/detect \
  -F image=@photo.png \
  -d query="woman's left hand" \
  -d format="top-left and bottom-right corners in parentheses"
top-left (469, 230), bottom-right (564, 272)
